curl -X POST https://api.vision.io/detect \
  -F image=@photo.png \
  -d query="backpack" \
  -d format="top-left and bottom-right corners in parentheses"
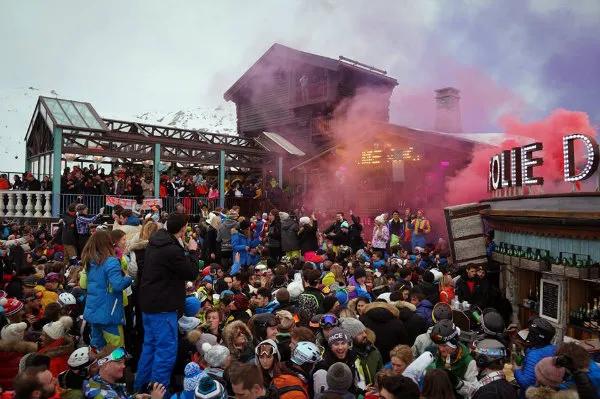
top-left (270, 373), bottom-right (309, 399)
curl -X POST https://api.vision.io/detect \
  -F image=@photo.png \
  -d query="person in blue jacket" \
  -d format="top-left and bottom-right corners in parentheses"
top-left (514, 317), bottom-right (556, 395)
top-left (231, 219), bottom-right (261, 267)
top-left (82, 230), bottom-right (133, 351)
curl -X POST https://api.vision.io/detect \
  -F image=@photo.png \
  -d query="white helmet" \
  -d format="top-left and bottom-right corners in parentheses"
top-left (68, 346), bottom-right (91, 368)
top-left (58, 293), bottom-right (76, 306)
top-left (291, 341), bottom-right (322, 365)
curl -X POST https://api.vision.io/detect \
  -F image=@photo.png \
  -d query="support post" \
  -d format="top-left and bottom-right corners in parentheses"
top-left (25, 157), bottom-right (31, 174)
top-left (153, 143), bottom-right (161, 197)
top-left (51, 128), bottom-right (63, 218)
top-left (219, 150), bottom-right (226, 208)
top-left (277, 156), bottom-right (283, 189)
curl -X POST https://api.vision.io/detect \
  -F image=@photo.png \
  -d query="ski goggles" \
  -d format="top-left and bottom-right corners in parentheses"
top-left (320, 314), bottom-right (339, 328)
top-left (97, 347), bottom-right (130, 366)
top-left (255, 344), bottom-right (275, 358)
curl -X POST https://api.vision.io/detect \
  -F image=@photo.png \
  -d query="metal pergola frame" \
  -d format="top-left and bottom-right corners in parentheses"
top-left (24, 96), bottom-right (288, 217)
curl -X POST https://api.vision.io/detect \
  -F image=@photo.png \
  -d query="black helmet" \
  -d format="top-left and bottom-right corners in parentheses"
top-left (526, 317), bottom-right (555, 347)
top-left (432, 302), bottom-right (453, 323)
top-left (481, 308), bottom-right (505, 338)
top-left (472, 339), bottom-right (507, 369)
top-left (431, 319), bottom-right (460, 348)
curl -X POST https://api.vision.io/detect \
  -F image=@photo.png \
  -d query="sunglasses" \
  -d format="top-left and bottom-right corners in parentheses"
top-left (320, 314), bottom-right (339, 328)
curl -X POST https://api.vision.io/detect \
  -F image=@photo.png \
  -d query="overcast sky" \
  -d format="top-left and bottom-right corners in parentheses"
top-left (1, 0), bottom-right (598, 149)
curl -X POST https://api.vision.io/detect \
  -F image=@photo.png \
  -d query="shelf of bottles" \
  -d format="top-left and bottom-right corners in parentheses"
top-left (550, 252), bottom-right (599, 280)
top-left (569, 298), bottom-right (600, 337)
top-left (494, 242), bottom-right (551, 272)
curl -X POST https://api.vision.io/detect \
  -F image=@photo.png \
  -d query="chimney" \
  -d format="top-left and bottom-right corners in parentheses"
top-left (434, 87), bottom-right (462, 133)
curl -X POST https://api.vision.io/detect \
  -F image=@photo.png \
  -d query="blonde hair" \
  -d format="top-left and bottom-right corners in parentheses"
top-left (140, 220), bottom-right (159, 241)
top-left (81, 230), bottom-right (115, 268)
top-left (389, 344), bottom-right (413, 365)
top-left (330, 263), bottom-right (345, 284)
top-left (440, 275), bottom-right (454, 289)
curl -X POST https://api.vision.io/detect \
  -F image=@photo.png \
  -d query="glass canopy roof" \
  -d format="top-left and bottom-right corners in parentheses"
top-left (40, 97), bottom-right (106, 131)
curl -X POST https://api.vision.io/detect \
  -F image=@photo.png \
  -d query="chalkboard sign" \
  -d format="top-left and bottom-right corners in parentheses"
top-left (540, 279), bottom-right (561, 323)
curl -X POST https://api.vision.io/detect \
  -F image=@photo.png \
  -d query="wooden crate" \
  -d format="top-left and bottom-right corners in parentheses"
top-left (520, 258), bottom-right (550, 272)
top-left (551, 263), bottom-right (566, 276)
top-left (565, 266), bottom-right (589, 279)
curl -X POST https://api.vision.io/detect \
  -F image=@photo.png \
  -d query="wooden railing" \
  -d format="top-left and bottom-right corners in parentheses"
top-left (0, 190), bottom-right (52, 218)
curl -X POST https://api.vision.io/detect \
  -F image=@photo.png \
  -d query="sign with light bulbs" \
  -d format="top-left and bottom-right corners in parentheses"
top-left (488, 134), bottom-right (600, 191)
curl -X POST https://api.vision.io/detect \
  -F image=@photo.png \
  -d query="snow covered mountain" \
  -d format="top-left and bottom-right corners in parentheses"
top-left (0, 86), bottom-right (238, 171)
top-left (132, 104), bottom-right (237, 134)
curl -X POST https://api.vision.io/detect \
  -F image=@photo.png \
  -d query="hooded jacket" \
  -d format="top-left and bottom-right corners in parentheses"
top-left (281, 218), bottom-right (300, 252)
top-left (0, 339), bottom-right (37, 389)
top-left (395, 301), bottom-right (428, 346)
top-left (217, 218), bottom-right (238, 252)
top-left (415, 299), bottom-right (434, 326)
top-left (231, 232), bottom-right (260, 266)
top-left (222, 320), bottom-right (254, 363)
top-left (139, 229), bottom-right (199, 314)
top-left (354, 329), bottom-right (384, 386)
top-left (83, 256), bottom-right (132, 325)
top-left (514, 344), bottom-right (556, 392)
top-left (360, 302), bottom-right (408, 363)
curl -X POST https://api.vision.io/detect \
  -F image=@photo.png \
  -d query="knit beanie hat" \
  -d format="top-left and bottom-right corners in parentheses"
top-left (42, 316), bottom-right (73, 340)
top-left (299, 216), bottom-right (311, 226)
top-left (322, 295), bottom-right (338, 314)
top-left (287, 280), bottom-right (304, 299)
top-left (187, 330), bottom-right (218, 356)
top-left (535, 356), bottom-right (566, 388)
top-left (335, 289), bottom-right (349, 308)
top-left (178, 316), bottom-right (201, 333)
top-left (232, 293), bottom-right (249, 311)
top-left (327, 327), bottom-right (350, 347)
top-left (322, 272), bottom-right (335, 288)
top-left (203, 344), bottom-right (230, 368)
top-left (183, 362), bottom-right (205, 392)
top-left (185, 296), bottom-right (202, 317)
top-left (195, 376), bottom-right (226, 399)
top-left (3, 298), bottom-right (24, 316)
top-left (340, 317), bottom-right (366, 340)
top-left (275, 310), bottom-right (295, 332)
top-left (326, 362), bottom-right (353, 391)
top-left (1, 322), bottom-right (27, 342)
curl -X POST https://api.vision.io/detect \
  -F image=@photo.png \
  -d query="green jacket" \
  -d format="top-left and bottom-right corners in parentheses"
top-left (354, 344), bottom-right (384, 386)
top-left (432, 342), bottom-right (474, 379)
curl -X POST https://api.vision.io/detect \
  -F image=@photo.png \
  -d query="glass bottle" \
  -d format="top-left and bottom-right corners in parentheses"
top-left (584, 303), bottom-right (592, 328)
top-left (592, 299), bottom-right (599, 330)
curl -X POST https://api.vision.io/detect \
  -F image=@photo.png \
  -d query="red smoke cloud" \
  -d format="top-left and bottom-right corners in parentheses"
top-left (445, 109), bottom-right (597, 205)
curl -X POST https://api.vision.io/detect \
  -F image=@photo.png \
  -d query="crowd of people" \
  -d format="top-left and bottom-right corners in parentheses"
top-left (0, 203), bottom-right (598, 399)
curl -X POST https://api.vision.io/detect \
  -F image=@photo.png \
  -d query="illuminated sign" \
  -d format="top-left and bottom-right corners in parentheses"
top-left (488, 134), bottom-right (599, 191)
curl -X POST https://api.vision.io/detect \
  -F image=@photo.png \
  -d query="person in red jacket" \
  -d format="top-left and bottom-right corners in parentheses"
top-left (0, 322), bottom-right (37, 390)
top-left (37, 316), bottom-right (74, 377)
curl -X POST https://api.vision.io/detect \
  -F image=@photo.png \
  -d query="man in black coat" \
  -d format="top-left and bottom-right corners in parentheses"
top-left (360, 302), bottom-right (408, 363)
top-left (323, 212), bottom-right (349, 248)
top-left (135, 213), bottom-right (199, 392)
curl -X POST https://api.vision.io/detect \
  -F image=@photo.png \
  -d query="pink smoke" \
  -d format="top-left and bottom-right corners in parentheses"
top-left (445, 109), bottom-right (597, 205)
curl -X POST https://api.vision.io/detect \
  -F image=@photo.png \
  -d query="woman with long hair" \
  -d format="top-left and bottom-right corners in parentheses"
top-left (422, 369), bottom-right (455, 399)
top-left (255, 339), bottom-right (281, 386)
top-left (82, 230), bottom-right (132, 352)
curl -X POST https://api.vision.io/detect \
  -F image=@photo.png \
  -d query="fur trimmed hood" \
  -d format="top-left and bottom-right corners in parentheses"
top-left (394, 300), bottom-right (416, 312)
top-left (363, 301), bottom-right (400, 319)
top-left (128, 237), bottom-right (149, 251)
top-left (222, 320), bottom-right (253, 356)
top-left (0, 339), bottom-right (37, 354)
top-left (525, 386), bottom-right (579, 399)
top-left (38, 336), bottom-right (74, 359)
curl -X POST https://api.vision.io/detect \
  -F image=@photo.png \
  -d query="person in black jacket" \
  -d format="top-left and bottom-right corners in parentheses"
top-left (360, 302), bottom-right (408, 364)
top-left (266, 209), bottom-right (282, 263)
top-left (298, 215), bottom-right (318, 255)
top-left (61, 203), bottom-right (78, 259)
top-left (471, 338), bottom-right (517, 399)
top-left (455, 264), bottom-right (481, 305)
top-left (323, 212), bottom-right (349, 248)
top-left (348, 212), bottom-right (364, 253)
top-left (135, 213), bottom-right (199, 392)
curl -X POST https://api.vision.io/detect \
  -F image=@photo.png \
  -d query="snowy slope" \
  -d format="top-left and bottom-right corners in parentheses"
top-left (131, 104), bottom-right (237, 134)
top-left (0, 86), bottom-right (238, 171)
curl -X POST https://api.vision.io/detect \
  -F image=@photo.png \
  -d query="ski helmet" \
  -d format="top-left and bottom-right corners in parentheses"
top-left (472, 339), bottom-right (507, 369)
top-left (68, 346), bottom-right (92, 369)
top-left (291, 341), bottom-right (322, 365)
top-left (431, 319), bottom-right (460, 348)
top-left (526, 317), bottom-right (555, 347)
top-left (481, 308), bottom-right (505, 338)
top-left (58, 293), bottom-right (77, 306)
top-left (432, 302), bottom-right (453, 323)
